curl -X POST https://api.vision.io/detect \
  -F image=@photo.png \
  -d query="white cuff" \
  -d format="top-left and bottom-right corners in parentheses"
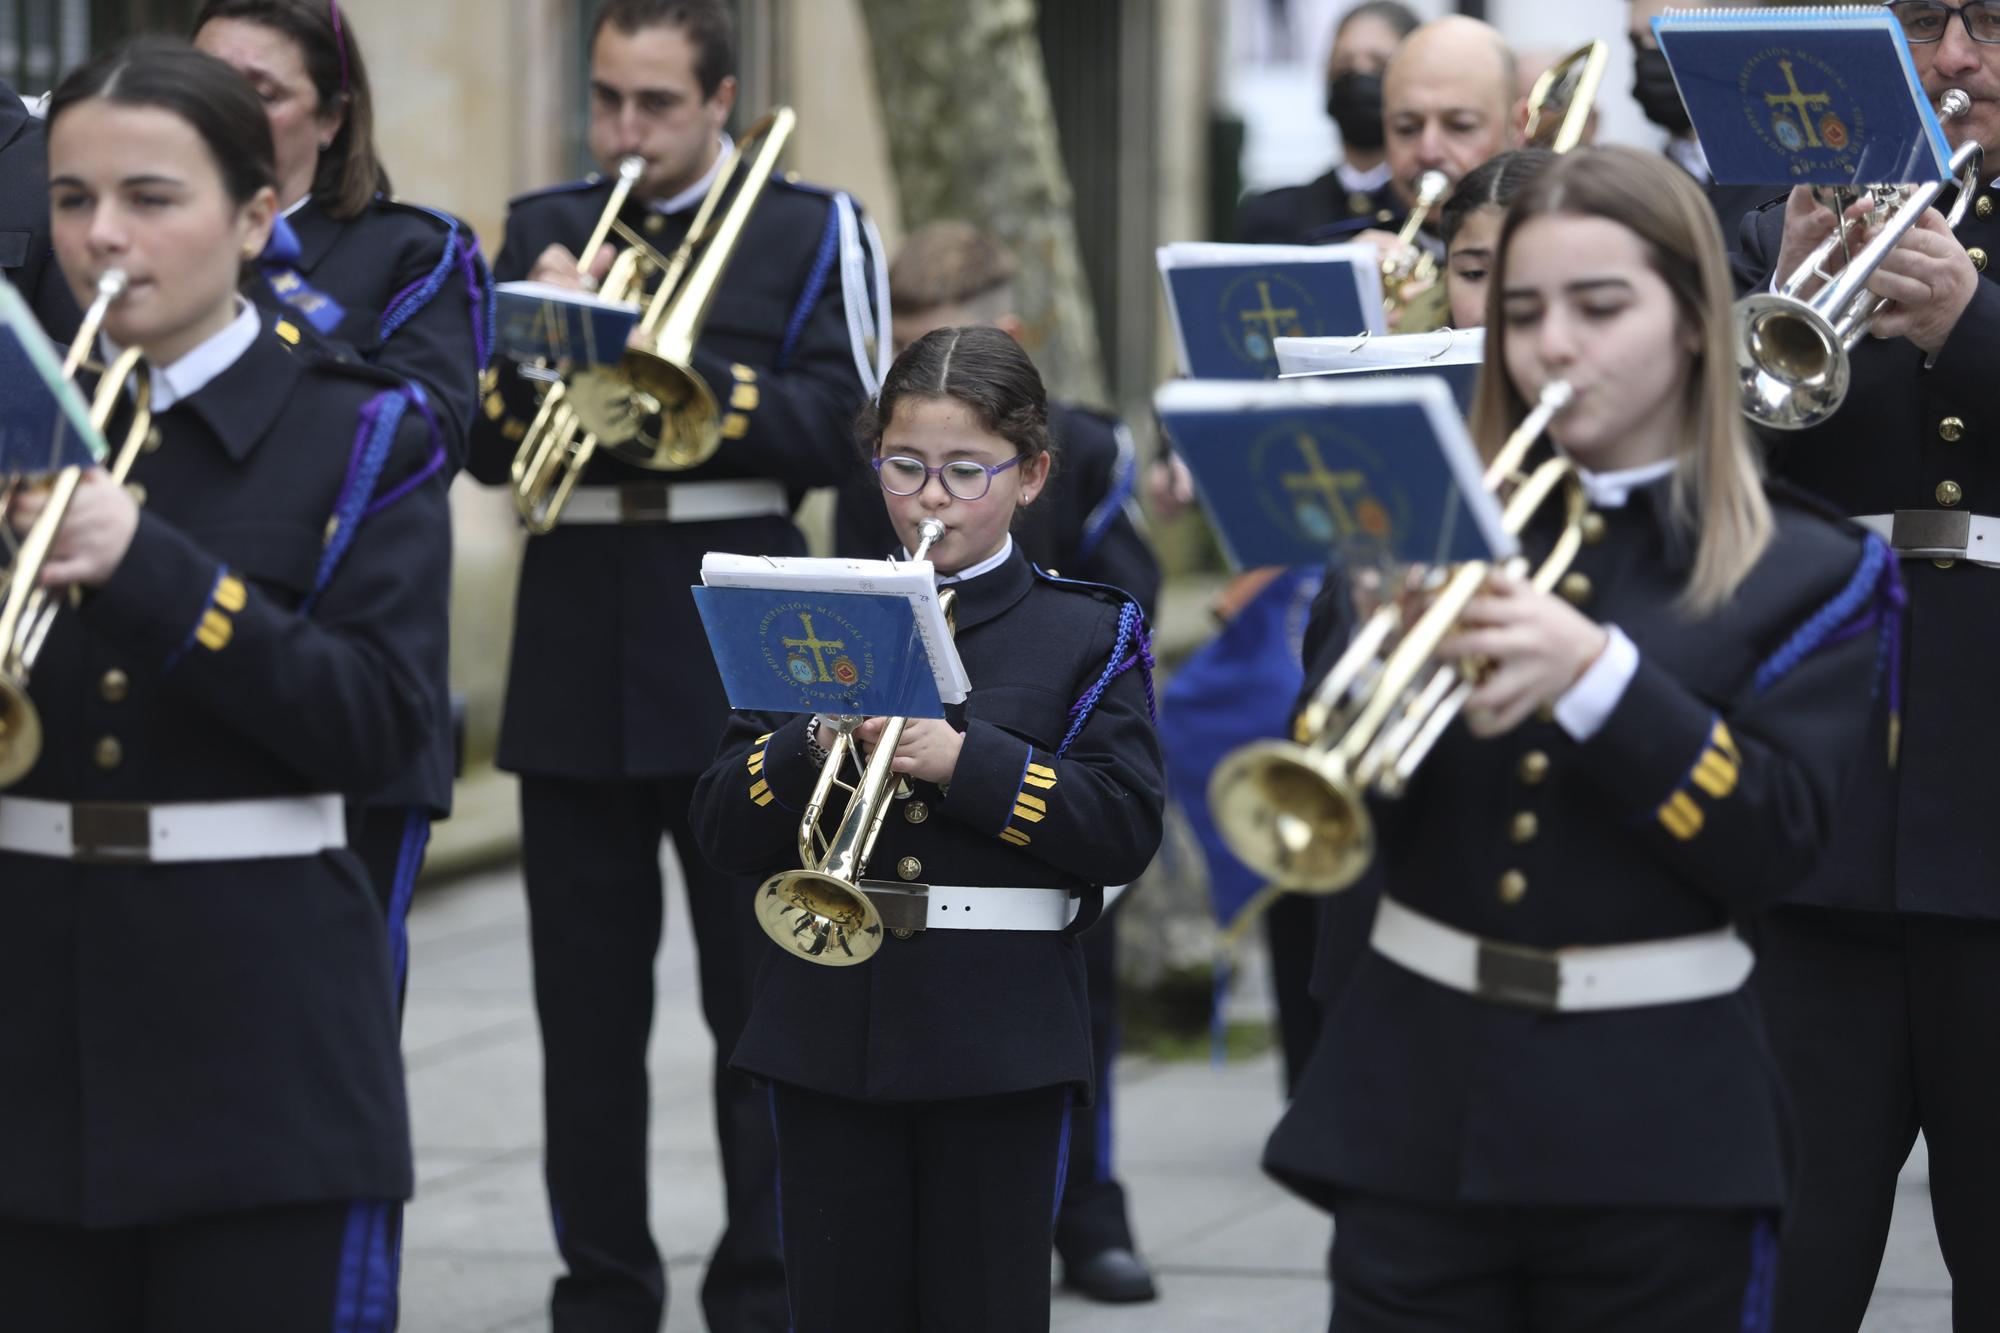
top-left (1553, 625), bottom-right (1639, 743)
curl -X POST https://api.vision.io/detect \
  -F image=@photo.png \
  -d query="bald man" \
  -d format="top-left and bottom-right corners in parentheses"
top-left (1356, 16), bottom-right (1520, 330)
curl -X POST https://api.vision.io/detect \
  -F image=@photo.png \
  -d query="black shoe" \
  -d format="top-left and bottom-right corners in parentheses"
top-left (1062, 1247), bottom-right (1158, 1303)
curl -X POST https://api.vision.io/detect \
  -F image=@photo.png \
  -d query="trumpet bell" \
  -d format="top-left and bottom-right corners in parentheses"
top-left (0, 676), bottom-right (42, 790)
top-left (1735, 292), bottom-right (1850, 432)
top-left (1208, 740), bottom-right (1373, 893)
top-left (756, 868), bottom-right (885, 966)
top-left (564, 351), bottom-right (723, 470)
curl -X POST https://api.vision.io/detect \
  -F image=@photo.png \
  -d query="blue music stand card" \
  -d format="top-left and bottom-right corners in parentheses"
top-left (495, 280), bottom-right (642, 367)
top-left (1157, 242), bottom-right (1386, 380)
top-left (1154, 376), bottom-right (1512, 571)
top-left (694, 586), bottom-right (949, 719)
top-left (1654, 7), bottom-right (1952, 186)
top-left (0, 274), bottom-right (104, 475)
top-left (1276, 329), bottom-right (1484, 413)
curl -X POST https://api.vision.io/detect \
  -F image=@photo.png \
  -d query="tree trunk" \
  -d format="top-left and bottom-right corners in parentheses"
top-left (854, 0), bottom-right (1107, 406)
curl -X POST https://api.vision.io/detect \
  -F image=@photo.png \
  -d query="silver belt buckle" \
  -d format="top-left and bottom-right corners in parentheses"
top-left (71, 802), bottom-right (153, 864)
top-left (860, 879), bottom-right (929, 937)
top-left (1475, 940), bottom-right (1561, 1010)
top-left (1888, 509), bottom-right (1971, 558)
top-left (617, 484), bottom-right (673, 524)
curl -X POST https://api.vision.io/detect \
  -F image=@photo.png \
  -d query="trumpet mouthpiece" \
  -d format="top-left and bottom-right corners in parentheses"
top-left (616, 155), bottom-right (646, 183)
top-left (1417, 170), bottom-right (1450, 203)
top-left (95, 269), bottom-right (129, 303)
top-left (1940, 90), bottom-right (1971, 121)
top-left (917, 517), bottom-right (946, 542)
top-left (1540, 380), bottom-right (1575, 412)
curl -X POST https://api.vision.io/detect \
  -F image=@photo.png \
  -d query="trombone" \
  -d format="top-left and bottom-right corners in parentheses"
top-left (1737, 88), bottom-right (1983, 431)
top-left (509, 106), bottom-right (797, 532)
top-left (754, 517), bottom-right (954, 966)
top-left (0, 269), bottom-right (155, 787)
top-left (1523, 41), bottom-right (1609, 154)
top-left (1208, 381), bottom-right (1582, 894)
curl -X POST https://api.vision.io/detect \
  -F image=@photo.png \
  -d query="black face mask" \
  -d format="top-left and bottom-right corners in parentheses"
top-left (1632, 47), bottom-right (1693, 135)
top-left (1327, 70), bottom-right (1386, 151)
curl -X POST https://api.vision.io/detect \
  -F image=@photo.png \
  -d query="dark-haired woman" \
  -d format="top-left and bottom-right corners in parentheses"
top-left (195, 0), bottom-right (484, 989)
top-left (691, 326), bottom-right (1165, 1333)
top-left (194, 0), bottom-right (490, 451)
top-left (1263, 147), bottom-right (1898, 1330)
top-left (0, 43), bottom-right (447, 1328)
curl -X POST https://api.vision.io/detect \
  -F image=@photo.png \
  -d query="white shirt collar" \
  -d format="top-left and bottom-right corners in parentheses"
top-left (1335, 159), bottom-right (1392, 194)
top-left (650, 134), bottom-right (733, 216)
top-left (1576, 459), bottom-right (1677, 510)
top-left (1665, 135), bottom-right (1710, 185)
top-left (281, 192), bottom-right (314, 219)
top-left (102, 298), bottom-right (261, 414)
top-left (901, 533), bottom-right (1015, 585)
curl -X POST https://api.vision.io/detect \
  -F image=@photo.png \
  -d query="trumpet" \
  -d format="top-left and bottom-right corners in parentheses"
top-left (754, 517), bottom-right (955, 966)
top-left (1208, 381), bottom-right (1583, 894)
top-left (1737, 88), bottom-right (1983, 432)
top-left (508, 107), bottom-right (797, 532)
top-left (0, 269), bottom-right (155, 787)
top-left (1381, 169), bottom-right (1449, 331)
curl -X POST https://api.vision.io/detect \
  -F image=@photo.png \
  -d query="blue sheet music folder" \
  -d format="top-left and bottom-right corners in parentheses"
top-left (1157, 242), bottom-right (1385, 380)
top-left (1654, 7), bottom-right (1952, 186)
top-left (0, 275), bottom-right (104, 476)
top-left (694, 586), bottom-right (947, 719)
top-left (1153, 376), bottom-right (1513, 571)
top-left (494, 280), bottom-right (642, 367)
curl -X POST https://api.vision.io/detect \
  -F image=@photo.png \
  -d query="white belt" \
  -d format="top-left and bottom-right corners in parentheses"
top-left (862, 881), bottom-right (1082, 933)
top-left (1369, 895), bottom-right (1754, 1012)
top-left (0, 794), bottom-right (347, 864)
top-left (1854, 511), bottom-right (2000, 566)
top-left (556, 478), bottom-right (789, 526)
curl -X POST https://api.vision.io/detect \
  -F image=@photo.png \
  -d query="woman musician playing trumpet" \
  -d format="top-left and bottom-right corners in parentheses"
top-left (692, 326), bottom-right (1163, 1333)
top-left (0, 42), bottom-right (448, 1326)
top-left (1262, 147), bottom-right (1900, 1331)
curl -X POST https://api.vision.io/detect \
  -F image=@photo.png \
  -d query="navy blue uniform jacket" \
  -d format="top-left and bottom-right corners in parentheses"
top-left (1738, 195), bottom-right (2000, 919)
top-left (466, 172), bottom-right (873, 780)
top-left (255, 194), bottom-right (491, 459)
top-left (1235, 168), bottom-right (1401, 245)
top-left (832, 400), bottom-right (1161, 619)
top-left (0, 315), bottom-right (449, 1226)
top-left (691, 547), bottom-right (1164, 1104)
top-left (0, 83), bottom-right (80, 341)
top-left (1265, 479), bottom-right (1893, 1212)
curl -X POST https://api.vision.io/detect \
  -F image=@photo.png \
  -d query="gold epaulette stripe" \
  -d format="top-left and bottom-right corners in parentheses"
top-left (750, 778), bottom-right (773, 807)
top-left (214, 575), bottom-right (247, 614)
top-left (1022, 763), bottom-right (1057, 790)
top-left (196, 610), bottom-right (233, 652)
top-left (274, 320), bottom-right (301, 346)
top-left (720, 413), bottom-right (750, 440)
top-left (1691, 750), bottom-right (1738, 800)
top-left (1711, 720), bottom-right (1741, 764)
top-left (1011, 802), bottom-right (1046, 824)
top-left (1657, 790), bottom-right (1704, 841)
top-left (999, 828), bottom-right (1031, 847)
top-left (730, 384), bottom-right (760, 412)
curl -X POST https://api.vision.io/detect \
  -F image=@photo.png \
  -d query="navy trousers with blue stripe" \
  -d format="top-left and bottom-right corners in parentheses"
top-left (769, 1081), bottom-right (1071, 1333)
top-left (1054, 910), bottom-right (1137, 1264)
top-left (0, 1199), bottom-right (397, 1333)
top-left (1325, 1191), bottom-right (1777, 1332)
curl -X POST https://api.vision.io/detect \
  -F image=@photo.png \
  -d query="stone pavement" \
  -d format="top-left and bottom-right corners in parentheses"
top-left (398, 866), bottom-right (1951, 1332)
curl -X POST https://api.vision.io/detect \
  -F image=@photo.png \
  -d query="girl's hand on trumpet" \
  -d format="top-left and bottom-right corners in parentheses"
top-left (1438, 569), bottom-right (1608, 738)
top-left (5, 468), bottom-right (137, 589)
